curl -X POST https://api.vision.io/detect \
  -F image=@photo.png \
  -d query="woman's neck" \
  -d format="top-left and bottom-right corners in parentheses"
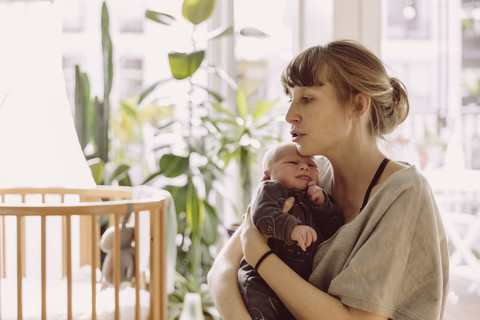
top-left (329, 145), bottom-right (385, 223)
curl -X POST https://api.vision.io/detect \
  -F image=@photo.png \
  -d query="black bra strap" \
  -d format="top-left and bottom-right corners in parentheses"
top-left (359, 158), bottom-right (390, 212)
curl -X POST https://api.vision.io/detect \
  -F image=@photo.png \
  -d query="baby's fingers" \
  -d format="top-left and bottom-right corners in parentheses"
top-left (305, 231), bottom-right (314, 248)
top-left (298, 238), bottom-right (307, 251)
top-left (304, 229), bottom-right (317, 248)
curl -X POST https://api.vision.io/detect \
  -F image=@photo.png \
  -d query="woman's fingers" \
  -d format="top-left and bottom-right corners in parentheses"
top-left (283, 196), bottom-right (295, 213)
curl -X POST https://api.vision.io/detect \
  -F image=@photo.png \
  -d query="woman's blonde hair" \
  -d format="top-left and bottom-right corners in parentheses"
top-left (281, 39), bottom-right (409, 137)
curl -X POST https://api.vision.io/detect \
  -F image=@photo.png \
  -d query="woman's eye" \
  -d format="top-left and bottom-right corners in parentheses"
top-left (301, 97), bottom-right (312, 103)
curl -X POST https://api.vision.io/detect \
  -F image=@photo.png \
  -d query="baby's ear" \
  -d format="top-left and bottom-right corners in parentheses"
top-left (261, 170), bottom-right (271, 181)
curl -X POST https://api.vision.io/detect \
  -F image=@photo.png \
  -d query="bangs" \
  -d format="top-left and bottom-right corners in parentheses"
top-left (281, 46), bottom-right (329, 94)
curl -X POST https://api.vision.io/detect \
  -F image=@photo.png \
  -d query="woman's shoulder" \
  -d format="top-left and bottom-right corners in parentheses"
top-left (362, 161), bottom-right (433, 218)
top-left (385, 161), bottom-right (430, 190)
top-left (368, 161), bottom-right (428, 205)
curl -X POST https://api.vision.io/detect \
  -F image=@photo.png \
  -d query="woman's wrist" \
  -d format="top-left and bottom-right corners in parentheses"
top-left (254, 249), bottom-right (274, 273)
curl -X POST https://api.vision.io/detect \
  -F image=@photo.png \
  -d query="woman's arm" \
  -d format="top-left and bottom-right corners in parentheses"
top-left (207, 226), bottom-right (252, 320)
top-left (241, 208), bottom-right (388, 320)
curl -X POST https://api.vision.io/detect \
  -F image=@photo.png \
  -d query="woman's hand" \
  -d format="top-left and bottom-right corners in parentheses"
top-left (240, 197), bottom-right (295, 266)
top-left (240, 206), bottom-right (269, 266)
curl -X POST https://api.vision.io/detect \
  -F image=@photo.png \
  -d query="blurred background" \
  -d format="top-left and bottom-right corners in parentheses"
top-left (1, 0), bottom-right (479, 319)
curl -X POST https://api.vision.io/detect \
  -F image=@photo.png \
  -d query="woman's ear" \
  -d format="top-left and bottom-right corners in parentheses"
top-left (352, 93), bottom-right (371, 119)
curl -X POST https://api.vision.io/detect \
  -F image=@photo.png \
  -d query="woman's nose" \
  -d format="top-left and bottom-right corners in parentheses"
top-left (285, 103), bottom-right (299, 124)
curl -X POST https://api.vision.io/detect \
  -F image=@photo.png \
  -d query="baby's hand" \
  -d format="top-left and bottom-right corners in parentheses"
top-left (290, 225), bottom-right (317, 251)
top-left (307, 181), bottom-right (325, 205)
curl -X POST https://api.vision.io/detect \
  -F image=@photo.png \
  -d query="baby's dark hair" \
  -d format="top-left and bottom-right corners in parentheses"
top-left (281, 40), bottom-right (409, 137)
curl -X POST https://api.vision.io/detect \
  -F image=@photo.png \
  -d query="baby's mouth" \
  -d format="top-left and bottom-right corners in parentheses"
top-left (296, 175), bottom-right (311, 181)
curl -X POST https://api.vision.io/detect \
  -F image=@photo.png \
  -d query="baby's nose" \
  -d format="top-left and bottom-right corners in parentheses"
top-left (299, 163), bottom-right (309, 170)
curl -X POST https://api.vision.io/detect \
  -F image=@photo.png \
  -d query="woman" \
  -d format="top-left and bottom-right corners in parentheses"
top-left (208, 40), bottom-right (449, 320)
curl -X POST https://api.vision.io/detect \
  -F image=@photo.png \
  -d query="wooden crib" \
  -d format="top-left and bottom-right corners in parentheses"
top-left (0, 186), bottom-right (169, 320)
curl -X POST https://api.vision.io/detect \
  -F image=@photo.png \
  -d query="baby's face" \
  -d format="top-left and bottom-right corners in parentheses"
top-left (268, 144), bottom-right (320, 190)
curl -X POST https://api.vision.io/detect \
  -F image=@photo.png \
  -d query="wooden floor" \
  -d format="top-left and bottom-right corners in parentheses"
top-left (444, 275), bottom-right (480, 320)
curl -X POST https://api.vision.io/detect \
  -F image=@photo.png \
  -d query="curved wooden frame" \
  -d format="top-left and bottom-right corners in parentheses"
top-left (0, 186), bottom-right (168, 320)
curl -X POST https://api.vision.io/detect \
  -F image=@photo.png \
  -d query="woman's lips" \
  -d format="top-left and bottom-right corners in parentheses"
top-left (291, 132), bottom-right (304, 142)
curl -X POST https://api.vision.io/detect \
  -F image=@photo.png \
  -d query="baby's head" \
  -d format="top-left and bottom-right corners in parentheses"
top-left (263, 143), bottom-right (320, 190)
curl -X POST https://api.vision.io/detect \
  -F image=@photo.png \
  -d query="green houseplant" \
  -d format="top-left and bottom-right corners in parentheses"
top-left (74, 1), bottom-right (130, 186)
top-left (75, 1), bottom-right (112, 164)
top-left (141, 2), bottom-right (282, 318)
top-left (74, 1), bottom-right (281, 318)
top-left (139, 0), bottom-right (230, 292)
top-left (140, 1), bottom-right (232, 317)
top-left (206, 88), bottom-right (280, 216)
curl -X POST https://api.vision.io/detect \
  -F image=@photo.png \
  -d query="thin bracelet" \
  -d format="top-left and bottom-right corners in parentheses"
top-left (254, 250), bottom-right (274, 273)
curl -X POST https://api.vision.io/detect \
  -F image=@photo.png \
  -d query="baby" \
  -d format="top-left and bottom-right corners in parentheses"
top-left (237, 143), bottom-right (344, 320)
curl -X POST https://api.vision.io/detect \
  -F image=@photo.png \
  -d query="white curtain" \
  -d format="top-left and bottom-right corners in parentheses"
top-left (0, 0), bottom-right (95, 188)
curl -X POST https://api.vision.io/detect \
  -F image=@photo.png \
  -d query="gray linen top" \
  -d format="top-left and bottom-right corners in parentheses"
top-left (309, 162), bottom-right (449, 320)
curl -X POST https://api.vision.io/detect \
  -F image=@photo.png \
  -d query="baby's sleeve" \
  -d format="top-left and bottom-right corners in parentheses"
top-left (251, 181), bottom-right (301, 245)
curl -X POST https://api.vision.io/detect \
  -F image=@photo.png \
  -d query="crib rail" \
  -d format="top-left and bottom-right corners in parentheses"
top-left (0, 186), bottom-right (168, 320)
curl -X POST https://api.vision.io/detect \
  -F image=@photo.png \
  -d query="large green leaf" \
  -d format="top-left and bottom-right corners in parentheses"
top-left (182, 0), bottom-right (215, 25)
top-left (88, 158), bottom-right (104, 185)
top-left (236, 89), bottom-right (248, 119)
top-left (107, 163), bottom-right (132, 186)
top-left (186, 179), bottom-right (205, 237)
top-left (185, 178), bottom-right (205, 288)
top-left (138, 78), bottom-right (171, 104)
top-left (170, 185), bottom-right (187, 217)
top-left (95, 98), bottom-right (109, 162)
top-left (141, 172), bottom-right (163, 185)
top-left (74, 65), bottom-right (91, 150)
top-left (253, 98), bottom-right (278, 121)
top-left (145, 10), bottom-right (176, 25)
top-left (101, 2), bottom-right (113, 97)
top-left (211, 102), bottom-right (235, 118)
top-left (98, 1), bottom-right (112, 163)
top-left (159, 154), bottom-right (189, 178)
top-left (201, 202), bottom-right (219, 245)
top-left (168, 51), bottom-right (205, 80)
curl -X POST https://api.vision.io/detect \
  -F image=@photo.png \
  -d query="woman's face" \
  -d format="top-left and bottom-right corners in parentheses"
top-left (285, 82), bottom-right (351, 157)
